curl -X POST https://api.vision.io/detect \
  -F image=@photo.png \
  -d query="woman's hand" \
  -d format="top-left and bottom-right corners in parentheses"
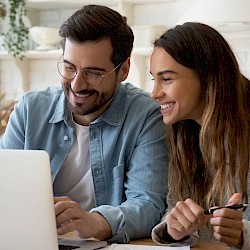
top-left (209, 193), bottom-right (243, 247)
top-left (166, 198), bottom-right (209, 240)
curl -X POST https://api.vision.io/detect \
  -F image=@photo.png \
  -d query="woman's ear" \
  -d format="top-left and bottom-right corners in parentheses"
top-left (119, 58), bottom-right (130, 82)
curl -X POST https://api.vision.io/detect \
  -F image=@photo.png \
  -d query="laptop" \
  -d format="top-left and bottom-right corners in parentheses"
top-left (0, 149), bottom-right (107, 250)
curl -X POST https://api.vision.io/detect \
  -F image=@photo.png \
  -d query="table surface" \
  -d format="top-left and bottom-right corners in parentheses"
top-left (62, 232), bottom-right (229, 249)
top-left (128, 238), bottom-right (229, 249)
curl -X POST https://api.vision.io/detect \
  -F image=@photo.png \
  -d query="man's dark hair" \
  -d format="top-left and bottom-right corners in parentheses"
top-left (59, 4), bottom-right (134, 66)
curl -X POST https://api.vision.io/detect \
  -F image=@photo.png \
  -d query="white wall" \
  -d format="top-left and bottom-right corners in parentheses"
top-left (0, 0), bottom-right (250, 100)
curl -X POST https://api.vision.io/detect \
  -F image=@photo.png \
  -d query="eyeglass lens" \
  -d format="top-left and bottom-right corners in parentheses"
top-left (57, 62), bottom-right (104, 86)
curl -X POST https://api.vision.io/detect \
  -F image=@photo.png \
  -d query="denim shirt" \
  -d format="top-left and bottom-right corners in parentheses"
top-left (0, 83), bottom-right (168, 243)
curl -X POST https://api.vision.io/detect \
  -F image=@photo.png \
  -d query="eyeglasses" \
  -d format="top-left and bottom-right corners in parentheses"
top-left (57, 59), bottom-right (121, 86)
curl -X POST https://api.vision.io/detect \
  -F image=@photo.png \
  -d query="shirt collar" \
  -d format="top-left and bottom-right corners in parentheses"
top-left (48, 84), bottom-right (125, 126)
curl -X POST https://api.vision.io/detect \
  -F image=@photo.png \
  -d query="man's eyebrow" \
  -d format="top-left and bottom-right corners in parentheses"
top-left (63, 59), bottom-right (74, 65)
top-left (62, 59), bottom-right (106, 72)
top-left (85, 67), bottom-right (106, 72)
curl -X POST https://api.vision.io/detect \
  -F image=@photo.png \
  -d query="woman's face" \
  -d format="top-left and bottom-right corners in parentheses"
top-left (150, 47), bottom-right (205, 125)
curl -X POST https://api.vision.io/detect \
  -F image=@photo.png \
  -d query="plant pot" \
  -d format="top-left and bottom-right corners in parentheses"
top-left (0, 6), bottom-right (6, 18)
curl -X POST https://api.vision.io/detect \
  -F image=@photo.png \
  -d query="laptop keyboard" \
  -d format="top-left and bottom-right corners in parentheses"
top-left (59, 245), bottom-right (80, 250)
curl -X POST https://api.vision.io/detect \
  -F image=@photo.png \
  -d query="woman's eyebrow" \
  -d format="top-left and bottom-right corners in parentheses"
top-left (150, 69), bottom-right (177, 76)
top-left (157, 69), bottom-right (178, 76)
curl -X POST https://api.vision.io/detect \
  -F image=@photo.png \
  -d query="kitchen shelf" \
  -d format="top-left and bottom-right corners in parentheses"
top-left (0, 47), bottom-right (151, 60)
top-left (26, 0), bottom-right (117, 9)
top-left (26, 0), bottom-right (175, 9)
top-left (0, 50), bottom-right (62, 59)
top-left (0, 47), bottom-right (152, 92)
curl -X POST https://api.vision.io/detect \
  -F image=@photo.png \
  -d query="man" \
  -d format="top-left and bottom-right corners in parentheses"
top-left (0, 5), bottom-right (167, 243)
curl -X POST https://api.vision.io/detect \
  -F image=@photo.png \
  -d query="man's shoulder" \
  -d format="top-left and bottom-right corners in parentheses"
top-left (16, 86), bottom-right (65, 113)
top-left (122, 82), bottom-right (149, 96)
top-left (24, 86), bottom-right (63, 100)
top-left (23, 87), bottom-right (63, 103)
top-left (121, 83), bottom-right (159, 107)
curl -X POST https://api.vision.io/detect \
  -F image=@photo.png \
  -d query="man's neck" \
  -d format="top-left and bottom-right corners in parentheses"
top-left (73, 98), bottom-right (113, 126)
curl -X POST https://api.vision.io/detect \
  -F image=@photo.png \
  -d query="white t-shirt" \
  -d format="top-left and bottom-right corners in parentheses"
top-left (53, 123), bottom-right (95, 211)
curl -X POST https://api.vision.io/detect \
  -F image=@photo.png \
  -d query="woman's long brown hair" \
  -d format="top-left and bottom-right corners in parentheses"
top-left (154, 22), bottom-right (250, 208)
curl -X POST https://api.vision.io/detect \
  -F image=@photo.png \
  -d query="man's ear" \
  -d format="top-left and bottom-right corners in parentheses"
top-left (119, 58), bottom-right (130, 82)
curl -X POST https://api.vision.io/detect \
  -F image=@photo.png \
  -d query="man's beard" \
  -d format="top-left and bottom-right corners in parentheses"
top-left (62, 82), bottom-right (117, 116)
top-left (69, 92), bottom-right (111, 116)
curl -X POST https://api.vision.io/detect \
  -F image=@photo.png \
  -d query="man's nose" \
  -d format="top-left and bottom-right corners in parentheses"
top-left (70, 71), bottom-right (88, 92)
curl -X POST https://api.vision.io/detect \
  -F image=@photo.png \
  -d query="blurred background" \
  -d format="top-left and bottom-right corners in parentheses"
top-left (0, 0), bottom-right (249, 101)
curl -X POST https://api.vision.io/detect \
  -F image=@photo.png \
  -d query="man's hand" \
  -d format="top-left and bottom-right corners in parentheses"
top-left (166, 198), bottom-right (209, 240)
top-left (54, 196), bottom-right (112, 240)
top-left (210, 193), bottom-right (243, 247)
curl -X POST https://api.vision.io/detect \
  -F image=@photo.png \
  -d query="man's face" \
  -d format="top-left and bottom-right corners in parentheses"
top-left (60, 38), bottom-right (123, 123)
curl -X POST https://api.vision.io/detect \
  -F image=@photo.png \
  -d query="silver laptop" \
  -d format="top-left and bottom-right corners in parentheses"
top-left (0, 149), bottom-right (58, 250)
top-left (0, 149), bottom-right (107, 250)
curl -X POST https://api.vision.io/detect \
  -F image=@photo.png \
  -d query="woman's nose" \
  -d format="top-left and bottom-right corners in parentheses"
top-left (150, 82), bottom-right (162, 100)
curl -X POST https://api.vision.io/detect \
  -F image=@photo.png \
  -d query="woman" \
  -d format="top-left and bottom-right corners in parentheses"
top-left (150, 22), bottom-right (250, 249)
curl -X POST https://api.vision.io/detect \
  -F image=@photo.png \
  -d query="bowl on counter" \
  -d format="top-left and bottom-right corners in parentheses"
top-left (29, 26), bottom-right (62, 51)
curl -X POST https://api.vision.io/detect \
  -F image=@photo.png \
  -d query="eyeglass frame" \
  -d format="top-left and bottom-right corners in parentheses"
top-left (57, 56), bottom-right (121, 86)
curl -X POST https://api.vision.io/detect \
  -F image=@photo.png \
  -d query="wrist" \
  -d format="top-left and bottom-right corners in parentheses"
top-left (163, 224), bottom-right (190, 243)
top-left (235, 231), bottom-right (244, 249)
top-left (90, 212), bottom-right (112, 240)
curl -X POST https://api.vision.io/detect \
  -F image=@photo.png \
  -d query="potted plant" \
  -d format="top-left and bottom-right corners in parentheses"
top-left (0, 2), bottom-right (6, 18)
top-left (1, 0), bottom-right (29, 58)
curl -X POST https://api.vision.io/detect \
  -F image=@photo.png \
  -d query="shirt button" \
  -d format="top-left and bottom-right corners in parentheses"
top-left (63, 135), bottom-right (69, 141)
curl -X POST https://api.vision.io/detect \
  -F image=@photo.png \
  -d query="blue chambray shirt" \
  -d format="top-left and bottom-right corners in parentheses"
top-left (0, 82), bottom-right (168, 243)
